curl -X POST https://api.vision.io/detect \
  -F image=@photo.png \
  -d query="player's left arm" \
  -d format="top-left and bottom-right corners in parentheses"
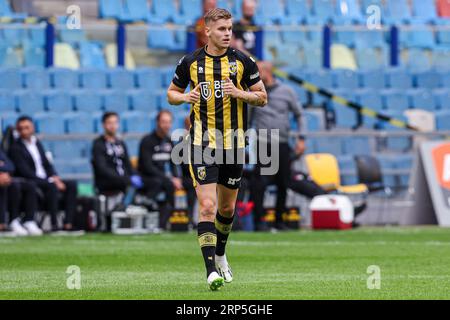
top-left (223, 79), bottom-right (267, 107)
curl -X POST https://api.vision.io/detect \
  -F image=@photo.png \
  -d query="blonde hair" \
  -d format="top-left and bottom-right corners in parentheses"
top-left (204, 8), bottom-right (232, 25)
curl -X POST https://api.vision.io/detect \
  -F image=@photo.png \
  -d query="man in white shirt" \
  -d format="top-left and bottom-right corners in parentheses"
top-left (9, 116), bottom-right (78, 232)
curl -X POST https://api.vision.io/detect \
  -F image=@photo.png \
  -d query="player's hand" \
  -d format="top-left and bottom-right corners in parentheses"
top-left (0, 172), bottom-right (11, 187)
top-left (223, 78), bottom-right (240, 99)
top-left (185, 84), bottom-right (201, 104)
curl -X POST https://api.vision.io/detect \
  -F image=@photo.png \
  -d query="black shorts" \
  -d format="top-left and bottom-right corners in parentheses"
top-left (188, 145), bottom-right (245, 189)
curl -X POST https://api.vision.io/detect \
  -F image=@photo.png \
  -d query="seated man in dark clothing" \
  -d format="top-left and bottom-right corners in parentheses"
top-left (138, 110), bottom-right (182, 230)
top-left (91, 112), bottom-right (142, 211)
top-left (8, 116), bottom-right (77, 232)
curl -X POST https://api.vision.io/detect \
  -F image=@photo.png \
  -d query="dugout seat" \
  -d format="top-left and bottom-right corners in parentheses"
top-left (305, 153), bottom-right (368, 194)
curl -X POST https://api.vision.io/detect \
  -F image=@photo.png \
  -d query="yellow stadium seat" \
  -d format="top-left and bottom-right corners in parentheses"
top-left (105, 43), bottom-right (136, 69)
top-left (331, 44), bottom-right (357, 71)
top-left (54, 43), bottom-right (80, 69)
top-left (305, 153), bottom-right (368, 195)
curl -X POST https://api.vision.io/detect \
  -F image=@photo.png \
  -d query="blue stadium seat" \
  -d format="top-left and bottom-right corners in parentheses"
top-left (335, 0), bottom-right (363, 23)
top-left (124, 138), bottom-right (140, 157)
top-left (128, 89), bottom-right (158, 112)
top-left (342, 136), bottom-right (372, 155)
top-left (23, 44), bottom-right (46, 67)
top-left (148, 29), bottom-right (178, 51)
top-left (1, 24), bottom-right (25, 47)
top-left (0, 90), bottom-right (15, 113)
top-left (172, 110), bottom-right (190, 130)
top-left (0, 0), bottom-right (27, 19)
top-left (102, 90), bottom-right (130, 112)
top-left (312, 137), bottom-right (343, 155)
top-left (135, 67), bottom-right (162, 91)
top-left (408, 89), bottom-right (436, 111)
top-left (302, 110), bottom-right (323, 131)
top-left (310, 0), bottom-right (334, 23)
top-left (179, 0), bottom-right (202, 24)
top-left (382, 89), bottom-right (409, 111)
top-left (282, 30), bottom-right (308, 44)
top-left (0, 68), bottom-right (21, 89)
top-left (285, 0), bottom-right (309, 23)
top-left (27, 27), bottom-right (46, 47)
top-left (411, 0), bottom-right (438, 23)
top-left (406, 49), bottom-right (431, 71)
top-left (309, 69), bottom-right (333, 105)
top-left (434, 89), bottom-right (450, 110)
top-left (385, 0), bottom-right (411, 23)
top-left (378, 111), bottom-right (412, 152)
top-left (108, 68), bottom-right (136, 89)
top-left (45, 90), bottom-right (74, 112)
top-left (337, 155), bottom-right (358, 185)
top-left (394, 154), bottom-right (413, 187)
top-left (359, 69), bottom-right (386, 89)
top-left (1, 112), bottom-right (18, 131)
top-left (376, 155), bottom-right (396, 188)
top-left (52, 140), bottom-right (89, 159)
top-left (332, 69), bottom-right (359, 89)
top-left (99, 0), bottom-right (125, 20)
top-left (150, 0), bottom-right (178, 24)
top-left (50, 68), bottom-right (79, 89)
top-left (65, 112), bottom-right (95, 134)
top-left (72, 90), bottom-right (103, 112)
top-left (438, 70), bottom-right (450, 87)
top-left (79, 68), bottom-right (107, 89)
top-left (160, 66), bottom-right (176, 87)
top-left (0, 44), bottom-right (21, 67)
top-left (433, 47), bottom-right (450, 69)
top-left (385, 68), bottom-right (413, 89)
top-left (354, 30), bottom-right (385, 49)
top-left (157, 91), bottom-right (171, 109)
top-left (255, 0), bottom-right (285, 24)
top-left (437, 28), bottom-right (450, 47)
top-left (122, 111), bottom-right (155, 133)
top-left (264, 30), bottom-right (282, 48)
top-left (174, 29), bottom-right (187, 51)
top-left (286, 81), bottom-right (308, 106)
top-left (123, 0), bottom-right (149, 22)
top-left (404, 25), bottom-right (435, 49)
top-left (413, 70), bottom-right (441, 89)
top-left (435, 110), bottom-right (450, 130)
top-left (34, 112), bottom-right (65, 135)
top-left (22, 67), bottom-right (50, 89)
top-left (355, 48), bottom-right (385, 70)
top-left (79, 42), bottom-right (106, 68)
top-left (59, 28), bottom-right (87, 45)
top-left (276, 44), bottom-right (304, 68)
top-left (330, 90), bottom-right (358, 129)
top-left (356, 89), bottom-right (383, 128)
top-left (15, 90), bottom-right (45, 113)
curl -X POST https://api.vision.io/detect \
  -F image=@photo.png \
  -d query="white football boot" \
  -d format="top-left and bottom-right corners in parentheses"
top-left (215, 254), bottom-right (233, 283)
top-left (9, 219), bottom-right (28, 236)
top-left (207, 271), bottom-right (224, 291)
top-left (23, 221), bottom-right (43, 236)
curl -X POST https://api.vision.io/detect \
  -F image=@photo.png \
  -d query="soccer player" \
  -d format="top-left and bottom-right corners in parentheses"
top-left (167, 8), bottom-right (267, 290)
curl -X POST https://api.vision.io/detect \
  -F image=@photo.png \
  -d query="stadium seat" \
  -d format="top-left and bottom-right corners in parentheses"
top-left (123, 0), bottom-right (149, 22)
top-left (45, 90), bottom-right (73, 112)
top-left (331, 44), bottom-right (357, 70)
top-left (157, 91), bottom-right (171, 109)
top-left (107, 68), bottom-right (136, 89)
top-left (432, 47), bottom-right (450, 69)
top-left (385, 68), bottom-right (413, 89)
top-left (332, 69), bottom-right (359, 89)
top-left (124, 138), bottom-right (140, 157)
top-left (434, 89), bottom-right (450, 109)
top-left (150, 0), bottom-right (178, 24)
top-left (27, 26), bottom-right (46, 47)
top-left (305, 153), bottom-right (368, 194)
top-left (302, 110), bottom-right (323, 132)
top-left (160, 67), bottom-right (176, 88)
top-left (337, 155), bottom-right (359, 186)
top-left (355, 48), bottom-right (384, 70)
top-left (0, 90), bottom-right (15, 112)
top-left (72, 90), bottom-right (103, 112)
top-left (335, 0), bottom-right (363, 23)
top-left (310, 0), bottom-right (334, 24)
top-left (23, 44), bottom-right (46, 67)
top-left (0, 68), bottom-right (21, 89)
top-left (309, 70), bottom-right (333, 105)
top-left (101, 90), bottom-right (130, 112)
top-left (15, 90), bottom-right (45, 113)
top-left (65, 112), bottom-right (95, 134)
top-left (0, 44), bottom-right (21, 67)
top-left (437, 0), bottom-right (450, 18)
top-left (79, 69), bottom-right (108, 89)
top-left (413, 70), bottom-right (441, 89)
top-left (59, 28), bottom-right (87, 45)
top-left (79, 42), bottom-right (106, 68)
top-left (276, 44), bottom-right (304, 68)
top-left (434, 110), bottom-right (450, 130)
top-left (1, 112), bottom-right (18, 131)
top-left (135, 68), bottom-right (162, 91)
top-left (50, 68), bottom-right (79, 89)
top-left (312, 137), bottom-right (343, 155)
top-left (104, 43), bottom-right (136, 69)
top-left (438, 70), bottom-right (450, 87)
top-left (264, 30), bottom-right (282, 48)
top-left (282, 30), bottom-right (307, 44)
top-left (382, 89), bottom-right (409, 111)
top-left (178, 0), bottom-right (202, 25)
top-left (128, 89), bottom-right (159, 112)
top-left (34, 112), bottom-right (65, 135)
top-left (303, 43), bottom-right (323, 69)
top-left (52, 140), bottom-right (89, 159)
top-left (394, 154), bottom-right (413, 187)
top-left (255, 0), bottom-right (285, 24)
top-left (359, 69), bottom-right (386, 89)
top-left (285, 0), bottom-right (309, 24)
top-left (1, 24), bottom-right (25, 48)
top-left (436, 28), bottom-right (450, 47)
top-left (0, 0), bottom-right (27, 19)
top-left (356, 89), bottom-right (383, 129)
top-left (385, 0), bottom-right (411, 23)
top-left (122, 111), bottom-right (155, 133)
top-left (406, 49), bottom-right (432, 71)
top-left (412, 0), bottom-right (438, 23)
top-left (330, 90), bottom-right (358, 129)
top-left (375, 155), bottom-right (397, 188)
top-left (98, 0), bottom-right (125, 20)
top-left (342, 136), bottom-right (372, 156)
top-left (354, 30), bottom-right (385, 49)
top-left (378, 110), bottom-right (412, 152)
top-left (408, 89), bottom-right (436, 111)
top-left (54, 43), bottom-right (80, 69)
top-left (404, 25), bottom-right (435, 49)
top-left (22, 67), bottom-right (50, 89)
top-left (148, 29), bottom-right (178, 51)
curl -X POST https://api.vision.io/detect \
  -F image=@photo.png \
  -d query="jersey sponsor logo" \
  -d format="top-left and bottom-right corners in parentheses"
top-left (199, 80), bottom-right (226, 100)
top-left (197, 166), bottom-right (206, 180)
top-left (227, 177), bottom-right (241, 186)
top-left (250, 72), bottom-right (259, 80)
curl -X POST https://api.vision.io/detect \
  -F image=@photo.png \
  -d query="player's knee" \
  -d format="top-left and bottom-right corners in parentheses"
top-left (199, 198), bottom-right (216, 220)
top-left (218, 203), bottom-right (235, 217)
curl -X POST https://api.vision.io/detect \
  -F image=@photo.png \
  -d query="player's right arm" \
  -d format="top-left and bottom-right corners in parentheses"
top-left (167, 82), bottom-right (200, 105)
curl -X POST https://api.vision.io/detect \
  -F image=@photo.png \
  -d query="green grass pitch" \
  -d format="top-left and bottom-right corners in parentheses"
top-left (1, 227), bottom-right (450, 300)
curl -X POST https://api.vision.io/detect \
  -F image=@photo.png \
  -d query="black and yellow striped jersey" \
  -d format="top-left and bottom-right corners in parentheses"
top-left (172, 46), bottom-right (261, 149)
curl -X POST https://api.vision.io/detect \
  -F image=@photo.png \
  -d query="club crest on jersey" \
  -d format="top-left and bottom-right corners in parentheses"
top-left (199, 82), bottom-right (212, 101)
top-left (197, 166), bottom-right (206, 180)
top-left (229, 62), bottom-right (237, 75)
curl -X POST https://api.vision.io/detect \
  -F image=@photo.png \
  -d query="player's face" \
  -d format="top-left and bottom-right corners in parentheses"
top-left (207, 18), bottom-right (233, 50)
top-left (157, 113), bottom-right (172, 136)
top-left (103, 116), bottom-right (119, 136)
top-left (16, 120), bottom-right (34, 140)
